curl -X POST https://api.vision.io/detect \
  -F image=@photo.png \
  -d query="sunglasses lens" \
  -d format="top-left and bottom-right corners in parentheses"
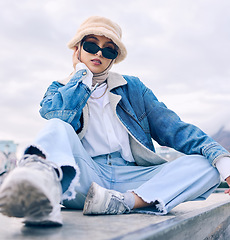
top-left (102, 48), bottom-right (118, 59)
top-left (83, 42), bottom-right (99, 54)
top-left (83, 42), bottom-right (118, 60)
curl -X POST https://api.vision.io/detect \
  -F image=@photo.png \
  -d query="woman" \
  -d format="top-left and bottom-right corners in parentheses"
top-left (0, 16), bottom-right (230, 226)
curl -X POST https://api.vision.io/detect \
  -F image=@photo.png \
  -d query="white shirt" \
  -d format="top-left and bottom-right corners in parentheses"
top-left (76, 63), bottom-right (230, 179)
top-left (81, 82), bottom-right (135, 162)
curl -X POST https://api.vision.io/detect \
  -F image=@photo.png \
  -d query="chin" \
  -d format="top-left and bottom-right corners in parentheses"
top-left (90, 68), bottom-right (105, 74)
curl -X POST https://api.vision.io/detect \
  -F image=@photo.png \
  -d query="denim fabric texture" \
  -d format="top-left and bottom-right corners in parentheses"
top-left (39, 69), bottom-right (230, 167)
top-left (30, 118), bottom-right (220, 214)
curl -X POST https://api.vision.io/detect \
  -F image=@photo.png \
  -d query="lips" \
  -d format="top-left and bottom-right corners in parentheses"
top-left (91, 58), bottom-right (102, 65)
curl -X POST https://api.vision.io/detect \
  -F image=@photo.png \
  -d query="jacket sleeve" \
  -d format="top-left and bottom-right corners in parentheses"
top-left (39, 69), bottom-right (91, 132)
top-left (142, 86), bottom-right (230, 166)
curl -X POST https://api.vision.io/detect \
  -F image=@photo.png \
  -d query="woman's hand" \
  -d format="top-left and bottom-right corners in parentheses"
top-left (224, 175), bottom-right (230, 195)
top-left (72, 47), bottom-right (81, 70)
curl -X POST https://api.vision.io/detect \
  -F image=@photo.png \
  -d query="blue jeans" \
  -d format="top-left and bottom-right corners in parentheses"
top-left (28, 118), bottom-right (221, 215)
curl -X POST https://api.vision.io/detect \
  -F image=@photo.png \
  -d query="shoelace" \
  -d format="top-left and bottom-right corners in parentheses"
top-left (19, 154), bottom-right (63, 181)
top-left (107, 195), bottom-right (130, 214)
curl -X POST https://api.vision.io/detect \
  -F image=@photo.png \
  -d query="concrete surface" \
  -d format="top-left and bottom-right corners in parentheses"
top-left (0, 192), bottom-right (230, 240)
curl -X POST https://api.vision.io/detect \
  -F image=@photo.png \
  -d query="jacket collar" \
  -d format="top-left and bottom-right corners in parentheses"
top-left (107, 72), bottom-right (127, 115)
top-left (107, 72), bottom-right (127, 91)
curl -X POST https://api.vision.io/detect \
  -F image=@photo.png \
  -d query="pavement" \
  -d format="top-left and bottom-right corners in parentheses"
top-left (0, 191), bottom-right (230, 240)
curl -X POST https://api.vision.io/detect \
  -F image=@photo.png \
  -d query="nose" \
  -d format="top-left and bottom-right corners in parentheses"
top-left (95, 50), bottom-right (103, 57)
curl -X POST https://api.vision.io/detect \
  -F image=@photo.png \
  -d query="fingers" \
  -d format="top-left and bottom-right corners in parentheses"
top-left (222, 176), bottom-right (230, 195)
top-left (224, 189), bottom-right (230, 195)
top-left (73, 47), bottom-right (81, 69)
top-left (225, 176), bottom-right (230, 185)
top-left (75, 47), bottom-right (80, 60)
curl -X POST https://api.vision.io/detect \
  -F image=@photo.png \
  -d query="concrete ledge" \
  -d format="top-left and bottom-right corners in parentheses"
top-left (114, 197), bottom-right (230, 240)
top-left (0, 192), bottom-right (230, 240)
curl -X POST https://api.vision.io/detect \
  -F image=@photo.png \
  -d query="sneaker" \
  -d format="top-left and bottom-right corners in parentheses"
top-left (0, 154), bottom-right (63, 226)
top-left (83, 182), bottom-right (130, 215)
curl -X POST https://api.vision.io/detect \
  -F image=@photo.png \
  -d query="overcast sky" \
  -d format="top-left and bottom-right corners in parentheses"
top-left (1, 0), bottom-right (230, 155)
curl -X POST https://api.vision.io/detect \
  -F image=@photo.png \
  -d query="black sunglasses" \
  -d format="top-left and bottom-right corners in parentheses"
top-left (82, 41), bottom-right (118, 60)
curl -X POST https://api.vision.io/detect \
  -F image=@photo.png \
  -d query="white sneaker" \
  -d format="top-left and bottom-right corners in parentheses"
top-left (83, 182), bottom-right (130, 215)
top-left (0, 155), bottom-right (63, 226)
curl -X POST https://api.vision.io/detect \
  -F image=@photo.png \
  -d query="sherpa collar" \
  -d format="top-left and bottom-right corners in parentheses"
top-left (107, 71), bottom-right (127, 91)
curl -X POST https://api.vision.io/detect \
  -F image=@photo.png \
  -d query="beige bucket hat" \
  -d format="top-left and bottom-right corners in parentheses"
top-left (67, 16), bottom-right (127, 64)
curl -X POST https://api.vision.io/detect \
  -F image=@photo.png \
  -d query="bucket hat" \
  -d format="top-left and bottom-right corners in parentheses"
top-left (67, 16), bottom-right (127, 63)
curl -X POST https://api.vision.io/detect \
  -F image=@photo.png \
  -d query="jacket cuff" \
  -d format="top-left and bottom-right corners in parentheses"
top-left (75, 63), bottom-right (93, 89)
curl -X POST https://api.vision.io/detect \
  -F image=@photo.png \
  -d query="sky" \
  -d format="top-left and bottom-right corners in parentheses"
top-left (1, 0), bottom-right (230, 156)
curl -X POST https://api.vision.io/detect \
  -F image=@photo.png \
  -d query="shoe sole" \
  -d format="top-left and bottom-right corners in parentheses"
top-left (23, 220), bottom-right (62, 227)
top-left (0, 179), bottom-right (52, 218)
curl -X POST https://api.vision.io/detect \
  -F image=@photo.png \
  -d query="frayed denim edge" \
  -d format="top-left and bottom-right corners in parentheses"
top-left (24, 144), bottom-right (48, 158)
top-left (128, 190), bottom-right (168, 215)
top-left (61, 164), bottom-right (80, 201)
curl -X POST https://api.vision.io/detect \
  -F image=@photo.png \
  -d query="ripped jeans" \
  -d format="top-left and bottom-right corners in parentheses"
top-left (25, 118), bottom-right (220, 215)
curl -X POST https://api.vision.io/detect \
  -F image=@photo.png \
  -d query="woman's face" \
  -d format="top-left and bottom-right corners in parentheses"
top-left (75, 35), bottom-right (117, 74)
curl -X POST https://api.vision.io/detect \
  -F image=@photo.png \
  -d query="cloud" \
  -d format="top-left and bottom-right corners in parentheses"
top-left (0, 0), bottom-right (230, 154)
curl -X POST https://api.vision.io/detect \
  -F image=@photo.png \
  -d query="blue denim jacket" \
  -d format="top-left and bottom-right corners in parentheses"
top-left (40, 69), bottom-right (230, 166)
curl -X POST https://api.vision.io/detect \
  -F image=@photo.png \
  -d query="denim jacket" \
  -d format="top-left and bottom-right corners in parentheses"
top-left (40, 69), bottom-right (230, 167)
